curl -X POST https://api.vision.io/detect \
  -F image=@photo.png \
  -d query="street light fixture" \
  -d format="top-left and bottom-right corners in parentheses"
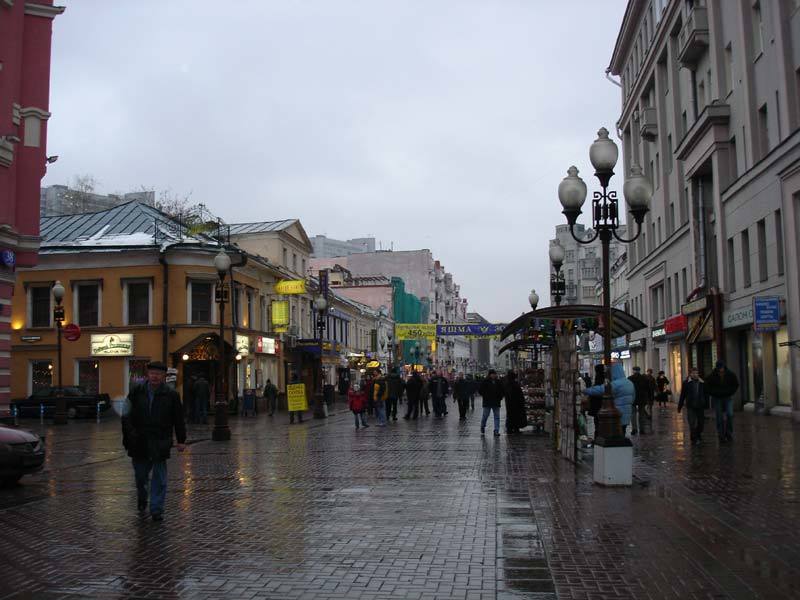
top-left (313, 294), bottom-right (328, 419)
top-left (549, 241), bottom-right (566, 306)
top-left (528, 289), bottom-right (539, 311)
top-left (52, 280), bottom-right (66, 425)
top-left (558, 127), bottom-right (651, 444)
top-left (212, 249), bottom-right (232, 442)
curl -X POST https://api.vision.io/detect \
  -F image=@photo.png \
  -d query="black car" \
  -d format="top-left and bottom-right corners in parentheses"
top-left (12, 387), bottom-right (111, 419)
top-left (0, 424), bottom-right (45, 486)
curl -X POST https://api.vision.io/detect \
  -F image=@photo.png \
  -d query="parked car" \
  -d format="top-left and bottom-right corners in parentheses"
top-left (0, 424), bottom-right (45, 486)
top-left (12, 387), bottom-right (111, 419)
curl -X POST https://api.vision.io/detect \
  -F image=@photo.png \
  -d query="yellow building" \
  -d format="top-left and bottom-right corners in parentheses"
top-left (10, 202), bottom-right (288, 405)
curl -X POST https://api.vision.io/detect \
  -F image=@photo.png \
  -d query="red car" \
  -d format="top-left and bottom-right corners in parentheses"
top-left (0, 424), bottom-right (45, 486)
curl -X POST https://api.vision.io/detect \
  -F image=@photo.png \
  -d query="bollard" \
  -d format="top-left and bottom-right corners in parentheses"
top-left (40, 403), bottom-right (44, 424)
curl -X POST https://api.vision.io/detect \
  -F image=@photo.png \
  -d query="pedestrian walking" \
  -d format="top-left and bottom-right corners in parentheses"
top-left (678, 367), bottom-right (706, 446)
top-left (403, 371), bottom-right (422, 419)
top-left (504, 371), bottom-right (527, 434)
top-left (430, 371), bottom-right (450, 418)
top-left (263, 378), bottom-right (278, 416)
top-left (347, 384), bottom-right (369, 429)
top-left (466, 374), bottom-right (477, 411)
top-left (372, 370), bottom-right (388, 426)
top-left (453, 372), bottom-right (471, 421)
top-left (479, 370), bottom-right (505, 436)
top-left (628, 366), bottom-right (650, 435)
top-left (644, 368), bottom-right (656, 423)
top-left (655, 371), bottom-right (671, 407)
top-left (386, 367), bottom-right (404, 422)
top-left (583, 363), bottom-right (633, 436)
top-left (192, 375), bottom-right (210, 424)
top-left (705, 360), bottom-right (739, 443)
top-left (420, 375), bottom-right (431, 416)
top-left (121, 361), bottom-right (186, 522)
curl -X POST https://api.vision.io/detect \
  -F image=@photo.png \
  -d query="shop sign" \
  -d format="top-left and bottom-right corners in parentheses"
top-left (681, 297), bottom-right (708, 316)
top-left (611, 350), bottom-right (631, 360)
top-left (651, 326), bottom-right (666, 340)
top-left (395, 323), bottom-right (436, 340)
top-left (91, 333), bottom-right (134, 356)
top-left (664, 314), bottom-right (688, 337)
top-left (275, 279), bottom-right (306, 295)
top-left (723, 306), bottom-right (753, 329)
top-left (753, 296), bottom-right (781, 332)
top-left (437, 324), bottom-right (504, 336)
top-left (20, 335), bottom-right (41, 343)
top-left (1, 249), bottom-right (15, 269)
top-left (271, 301), bottom-right (290, 326)
top-left (629, 338), bottom-right (646, 350)
top-left (236, 334), bottom-right (250, 357)
top-left (257, 336), bottom-right (276, 354)
top-left (287, 383), bottom-right (308, 411)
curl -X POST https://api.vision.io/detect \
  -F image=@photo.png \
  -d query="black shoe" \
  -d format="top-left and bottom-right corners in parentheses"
top-left (480, 428), bottom-right (485, 435)
top-left (493, 431), bottom-right (500, 437)
top-left (403, 415), bottom-right (410, 420)
top-left (151, 513), bottom-right (163, 522)
top-left (137, 499), bottom-right (147, 512)
top-left (393, 417), bottom-right (397, 421)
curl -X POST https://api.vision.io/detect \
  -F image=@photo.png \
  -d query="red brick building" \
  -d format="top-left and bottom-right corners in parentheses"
top-left (0, 1), bottom-right (63, 410)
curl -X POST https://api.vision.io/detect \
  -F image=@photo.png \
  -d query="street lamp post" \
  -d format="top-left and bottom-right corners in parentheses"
top-left (549, 241), bottom-right (566, 306)
top-left (413, 341), bottom-right (421, 371)
top-left (212, 250), bottom-right (232, 442)
top-left (52, 281), bottom-right (66, 425)
top-left (313, 295), bottom-right (328, 419)
top-left (558, 127), bottom-right (651, 444)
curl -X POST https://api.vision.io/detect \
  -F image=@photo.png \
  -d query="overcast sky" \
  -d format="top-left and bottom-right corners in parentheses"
top-left (44, 0), bottom-right (628, 323)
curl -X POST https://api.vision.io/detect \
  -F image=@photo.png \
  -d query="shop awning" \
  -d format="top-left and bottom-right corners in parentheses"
top-left (498, 337), bottom-right (554, 355)
top-left (501, 305), bottom-right (647, 341)
top-left (172, 332), bottom-right (234, 361)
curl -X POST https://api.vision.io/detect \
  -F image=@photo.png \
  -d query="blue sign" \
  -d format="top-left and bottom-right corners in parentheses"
top-left (437, 324), bottom-right (504, 336)
top-left (1, 249), bottom-right (15, 268)
top-left (753, 296), bottom-right (781, 332)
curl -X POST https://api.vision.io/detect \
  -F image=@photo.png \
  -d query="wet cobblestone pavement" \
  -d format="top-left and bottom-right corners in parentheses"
top-left (1, 402), bottom-right (799, 599)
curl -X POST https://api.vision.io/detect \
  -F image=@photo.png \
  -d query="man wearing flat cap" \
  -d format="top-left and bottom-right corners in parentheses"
top-left (122, 361), bottom-right (186, 521)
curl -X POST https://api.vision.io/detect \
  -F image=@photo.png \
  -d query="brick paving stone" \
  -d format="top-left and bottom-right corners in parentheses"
top-left (1, 403), bottom-right (799, 598)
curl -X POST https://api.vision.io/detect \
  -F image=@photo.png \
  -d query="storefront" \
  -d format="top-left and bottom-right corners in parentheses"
top-left (650, 326), bottom-right (666, 373)
top-left (664, 315), bottom-right (687, 396)
top-left (255, 335), bottom-right (281, 390)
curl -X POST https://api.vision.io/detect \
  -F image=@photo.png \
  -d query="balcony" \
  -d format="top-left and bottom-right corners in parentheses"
top-left (677, 6), bottom-right (709, 67)
top-left (639, 107), bottom-right (658, 141)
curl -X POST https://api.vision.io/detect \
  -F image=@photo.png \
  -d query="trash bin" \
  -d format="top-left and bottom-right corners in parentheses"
top-left (242, 389), bottom-right (257, 416)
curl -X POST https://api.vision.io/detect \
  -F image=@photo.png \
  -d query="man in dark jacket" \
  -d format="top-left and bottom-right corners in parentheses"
top-left (404, 371), bottom-right (422, 420)
top-left (678, 367), bottom-right (706, 446)
top-left (430, 371), bottom-right (450, 418)
top-left (453, 373), bottom-right (471, 421)
top-left (122, 361), bottom-right (186, 521)
top-left (479, 370), bottom-right (505, 436)
top-left (263, 379), bottom-right (278, 416)
top-left (628, 367), bottom-right (650, 435)
top-left (192, 375), bottom-right (210, 424)
top-left (385, 367), bottom-right (404, 422)
top-left (705, 360), bottom-right (740, 443)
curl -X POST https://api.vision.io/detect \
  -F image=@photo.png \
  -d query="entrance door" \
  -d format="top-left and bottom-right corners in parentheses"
top-left (183, 360), bottom-right (216, 414)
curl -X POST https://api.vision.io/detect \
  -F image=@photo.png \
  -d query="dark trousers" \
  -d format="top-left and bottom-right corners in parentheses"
top-left (405, 396), bottom-right (419, 419)
top-left (687, 407), bottom-right (704, 442)
top-left (433, 395), bottom-right (446, 417)
top-left (133, 459), bottom-right (167, 516)
top-left (267, 396), bottom-right (277, 415)
top-left (457, 396), bottom-right (469, 420)
top-left (420, 395), bottom-right (430, 415)
top-left (387, 396), bottom-right (398, 420)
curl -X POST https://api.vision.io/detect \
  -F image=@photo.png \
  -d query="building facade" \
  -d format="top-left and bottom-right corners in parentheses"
top-left (0, 1), bottom-right (63, 412)
top-left (310, 235), bottom-right (375, 258)
top-left (40, 184), bottom-right (155, 217)
top-left (610, 0), bottom-right (800, 418)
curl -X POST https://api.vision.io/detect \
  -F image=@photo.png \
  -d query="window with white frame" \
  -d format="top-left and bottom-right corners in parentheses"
top-left (124, 280), bottom-right (151, 325)
top-left (76, 359), bottom-right (100, 394)
top-left (30, 359), bottom-right (52, 394)
top-left (28, 285), bottom-right (52, 328)
top-left (189, 280), bottom-right (214, 324)
top-left (75, 282), bottom-right (100, 327)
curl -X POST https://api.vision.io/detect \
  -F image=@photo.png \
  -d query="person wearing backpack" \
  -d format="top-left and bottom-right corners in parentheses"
top-left (372, 370), bottom-right (389, 427)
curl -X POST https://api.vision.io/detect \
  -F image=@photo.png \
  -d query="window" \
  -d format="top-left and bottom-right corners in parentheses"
top-left (261, 296), bottom-right (267, 330)
top-left (302, 258), bottom-right (306, 275)
top-left (775, 209), bottom-right (785, 275)
top-left (666, 277), bottom-right (672, 315)
top-left (742, 229), bottom-right (752, 288)
top-left (282, 248), bottom-right (288, 267)
top-left (76, 283), bottom-right (99, 327)
top-left (126, 281), bottom-right (150, 325)
top-left (30, 360), bottom-right (52, 394)
top-left (76, 360), bottom-right (99, 395)
top-left (757, 218), bottom-right (768, 282)
top-left (190, 281), bottom-right (213, 324)
top-left (29, 285), bottom-right (51, 328)
top-left (752, 2), bottom-right (764, 57)
top-left (727, 238), bottom-right (736, 291)
top-left (292, 253), bottom-right (297, 272)
top-left (758, 103), bottom-right (769, 158)
top-left (247, 292), bottom-right (254, 328)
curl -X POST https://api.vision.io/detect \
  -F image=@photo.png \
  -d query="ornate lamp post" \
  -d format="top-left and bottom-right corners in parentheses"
top-left (549, 241), bottom-right (566, 306)
top-left (313, 294), bottom-right (328, 419)
top-left (212, 249), bottom-right (232, 442)
top-left (52, 280), bottom-right (66, 425)
top-left (528, 289), bottom-right (539, 311)
top-left (558, 127), bottom-right (651, 443)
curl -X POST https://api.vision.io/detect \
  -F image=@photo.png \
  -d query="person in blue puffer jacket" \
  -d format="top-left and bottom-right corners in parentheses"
top-left (582, 362), bottom-right (634, 435)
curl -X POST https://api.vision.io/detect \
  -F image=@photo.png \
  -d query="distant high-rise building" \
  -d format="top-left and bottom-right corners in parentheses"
top-left (40, 185), bottom-right (155, 216)
top-left (310, 235), bottom-right (376, 258)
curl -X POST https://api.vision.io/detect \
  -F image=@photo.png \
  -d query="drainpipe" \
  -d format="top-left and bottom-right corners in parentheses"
top-left (159, 250), bottom-right (170, 364)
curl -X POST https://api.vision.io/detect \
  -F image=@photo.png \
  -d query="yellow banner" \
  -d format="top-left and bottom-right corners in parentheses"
top-left (271, 301), bottom-right (289, 326)
top-left (287, 383), bottom-right (308, 411)
top-left (395, 324), bottom-right (436, 340)
top-left (275, 279), bottom-right (306, 295)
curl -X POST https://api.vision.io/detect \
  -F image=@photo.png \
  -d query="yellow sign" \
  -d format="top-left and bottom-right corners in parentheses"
top-left (395, 324), bottom-right (436, 340)
top-left (271, 301), bottom-right (290, 326)
top-left (275, 280), bottom-right (307, 295)
top-left (287, 383), bottom-right (308, 411)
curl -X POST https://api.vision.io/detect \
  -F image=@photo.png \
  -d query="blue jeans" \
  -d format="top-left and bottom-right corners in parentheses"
top-left (353, 410), bottom-right (367, 427)
top-left (713, 396), bottom-right (733, 439)
top-left (133, 459), bottom-right (167, 515)
top-left (375, 403), bottom-right (387, 426)
top-left (481, 406), bottom-right (500, 432)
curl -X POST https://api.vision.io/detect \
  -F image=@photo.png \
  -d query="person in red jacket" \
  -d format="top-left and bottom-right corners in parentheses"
top-left (347, 384), bottom-right (369, 429)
